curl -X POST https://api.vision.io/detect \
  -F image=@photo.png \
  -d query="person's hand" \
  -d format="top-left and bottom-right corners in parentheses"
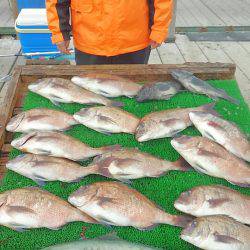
top-left (149, 40), bottom-right (161, 49)
top-left (56, 40), bottom-right (71, 54)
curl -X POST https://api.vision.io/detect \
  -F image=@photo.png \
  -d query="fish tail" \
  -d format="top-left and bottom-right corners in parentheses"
top-left (109, 101), bottom-right (124, 107)
top-left (223, 94), bottom-right (240, 105)
top-left (157, 212), bottom-right (194, 228)
top-left (200, 102), bottom-right (219, 116)
top-left (172, 157), bottom-right (193, 172)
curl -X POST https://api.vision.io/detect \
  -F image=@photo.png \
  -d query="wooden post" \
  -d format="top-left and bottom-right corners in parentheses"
top-left (167, 0), bottom-right (177, 43)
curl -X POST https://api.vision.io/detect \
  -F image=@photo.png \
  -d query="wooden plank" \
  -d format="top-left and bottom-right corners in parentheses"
top-left (175, 35), bottom-right (208, 62)
top-left (219, 42), bottom-right (250, 80)
top-left (148, 49), bottom-right (162, 64)
top-left (0, 67), bottom-right (21, 152)
top-left (20, 63), bottom-right (236, 83)
top-left (158, 42), bottom-right (185, 64)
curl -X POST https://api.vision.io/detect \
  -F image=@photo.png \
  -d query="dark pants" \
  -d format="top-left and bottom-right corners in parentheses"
top-left (75, 47), bottom-right (151, 65)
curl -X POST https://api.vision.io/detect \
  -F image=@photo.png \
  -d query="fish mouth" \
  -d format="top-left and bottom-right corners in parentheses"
top-left (28, 79), bottom-right (44, 91)
top-left (6, 154), bottom-right (28, 170)
top-left (174, 190), bottom-right (192, 212)
top-left (189, 111), bottom-right (207, 122)
top-left (11, 132), bottom-right (37, 148)
top-left (171, 136), bottom-right (191, 150)
top-left (6, 113), bottom-right (25, 132)
top-left (71, 76), bottom-right (84, 87)
top-left (68, 185), bottom-right (91, 207)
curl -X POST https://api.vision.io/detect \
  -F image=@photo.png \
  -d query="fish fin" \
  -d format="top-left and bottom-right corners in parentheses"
top-left (8, 224), bottom-right (27, 232)
top-left (200, 102), bottom-right (219, 117)
top-left (218, 90), bottom-right (240, 105)
top-left (48, 226), bottom-right (63, 231)
top-left (138, 223), bottom-right (159, 231)
top-left (97, 129), bottom-right (113, 136)
top-left (207, 198), bottom-right (230, 208)
top-left (50, 99), bottom-right (61, 106)
top-left (97, 115), bottom-right (117, 125)
top-left (71, 177), bottom-right (84, 183)
top-left (96, 215), bottom-right (115, 226)
top-left (110, 101), bottom-right (124, 107)
top-left (96, 231), bottom-right (120, 241)
top-left (228, 181), bottom-right (250, 188)
top-left (7, 206), bottom-right (36, 216)
top-left (33, 179), bottom-right (46, 186)
top-left (160, 118), bottom-right (180, 127)
top-left (173, 157), bottom-right (193, 172)
top-left (193, 163), bottom-right (208, 174)
top-left (116, 178), bottom-right (132, 184)
top-left (197, 149), bottom-right (224, 159)
top-left (213, 232), bottom-right (243, 244)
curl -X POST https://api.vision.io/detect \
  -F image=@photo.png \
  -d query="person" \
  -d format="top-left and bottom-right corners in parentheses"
top-left (46, 0), bottom-right (173, 65)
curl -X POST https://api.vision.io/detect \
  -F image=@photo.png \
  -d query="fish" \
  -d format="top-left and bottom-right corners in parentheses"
top-left (135, 103), bottom-right (216, 142)
top-left (43, 232), bottom-right (158, 250)
top-left (136, 81), bottom-right (182, 102)
top-left (28, 78), bottom-right (123, 107)
top-left (73, 106), bottom-right (140, 135)
top-left (88, 148), bottom-right (191, 182)
top-left (6, 108), bottom-right (78, 133)
top-left (68, 181), bottom-right (193, 230)
top-left (6, 154), bottom-right (101, 185)
top-left (11, 131), bottom-right (120, 161)
top-left (71, 74), bottom-right (142, 98)
top-left (0, 187), bottom-right (97, 231)
top-left (171, 70), bottom-right (239, 105)
top-left (181, 215), bottom-right (250, 250)
top-left (174, 185), bottom-right (250, 225)
top-left (171, 135), bottom-right (250, 187)
top-left (189, 111), bottom-right (250, 162)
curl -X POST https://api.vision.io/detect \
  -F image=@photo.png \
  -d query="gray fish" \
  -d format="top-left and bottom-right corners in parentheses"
top-left (6, 108), bottom-right (78, 133)
top-left (68, 181), bottom-right (193, 230)
top-left (136, 103), bottom-right (216, 142)
top-left (136, 81), bottom-right (182, 102)
top-left (11, 131), bottom-right (120, 161)
top-left (171, 70), bottom-right (239, 105)
top-left (71, 74), bottom-right (142, 98)
top-left (43, 232), bottom-right (158, 250)
top-left (0, 187), bottom-right (97, 231)
top-left (189, 111), bottom-right (250, 162)
top-left (88, 148), bottom-right (191, 181)
top-left (171, 135), bottom-right (250, 187)
top-left (6, 154), bottom-right (100, 185)
top-left (28, 78), bottom-right (123, 106)
top-left (73, 106), bottom-right (140, 135)
top-left (174, 185), bottom-right (250, 225)
top-left (181, 215), bottom-right (250, 250)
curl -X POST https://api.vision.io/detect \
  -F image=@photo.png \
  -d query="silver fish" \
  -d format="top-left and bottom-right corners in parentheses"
top-left (136, 81), bottom-right (182, 102)
top-left (136, 103), bottom-right (215, 142)
top-left (174, 185), bottom-right (250, 225)
top-left (6, 108), bottom-right (78, 133)
top-left (43, 232), bottom-right (157, 250)
top-left (6, 154), bottom-right (100, 185)
top-left (0, 187), bottom-right (97, 231)
top-left (73, 106), bottom-right (140, 135)
top-left (71, 74), bottom-right (142, 98)
top-left (189, 111), bottom-right (250, 162)
top-left (181, 215), bottom-right (250, 250)
top-left (28, 78), bottom-right (123, 106)
top-left (11, 131), bottom-right (120, 161)
top-left (171, 70), bottom-right (239, 105)
top-left (171, 135), bottom-right (250, 187)
top-left (88, 148), bottom-right (191, 181)
top-left (68, 181), bottom-right (193, 229)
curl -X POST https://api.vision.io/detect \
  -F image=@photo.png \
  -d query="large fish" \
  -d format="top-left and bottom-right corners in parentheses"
top-left (6, 154), bottom-right (100, 185)
top-left (68, 181), bottom-right (192, 229)
top-left (73, 106), bottom-right (140, 135)
top-left (171, 70), bottom-right (239, 105)
top-left (171, 135), bottom-right (250, 187)
top-left (136, 103), bottom-right (215, 142)
top-left (43, 233), bottom-right (157, 250)
top-left (28, 78), bottom-right (123, 106)
top-left (11, 131), bottom-right (120, 161)
top-left (0, 187), bottom-right (97, 231)
top-left (181, 215), bottom-right (250, 250)
top-left (136, 81), bottom-right (182, 102)
top-left (189, 111), bottom-right (250, 162)
top-left (88, 148), bottom-right (191, 181)
top-left (174, 185), bottom-right (250, 225)
top-left (6, 108), bottom-right (78, 133)
top-left (71, 74), bottom-right (142, 98)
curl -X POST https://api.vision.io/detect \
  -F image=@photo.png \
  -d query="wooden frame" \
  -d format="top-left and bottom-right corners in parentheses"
top-left (0, 63), bottom-right (236, 179)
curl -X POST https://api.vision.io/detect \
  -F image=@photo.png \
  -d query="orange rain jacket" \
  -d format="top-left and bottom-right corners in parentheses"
top-left (46, 0), bottom-right (173, 56)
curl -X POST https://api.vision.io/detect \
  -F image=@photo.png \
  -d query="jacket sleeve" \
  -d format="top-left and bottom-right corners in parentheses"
top-left (149, 0), bottom-right (173, 44)
top-left (46, 0), bottom-right (71, 44)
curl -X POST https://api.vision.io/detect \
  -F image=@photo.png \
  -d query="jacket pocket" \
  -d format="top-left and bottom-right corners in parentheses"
top-left (71, 0), bottom-right (93, 13)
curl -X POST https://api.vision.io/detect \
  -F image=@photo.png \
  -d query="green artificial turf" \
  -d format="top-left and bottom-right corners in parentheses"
top-left (0, 79), bottom-right (250, 250)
